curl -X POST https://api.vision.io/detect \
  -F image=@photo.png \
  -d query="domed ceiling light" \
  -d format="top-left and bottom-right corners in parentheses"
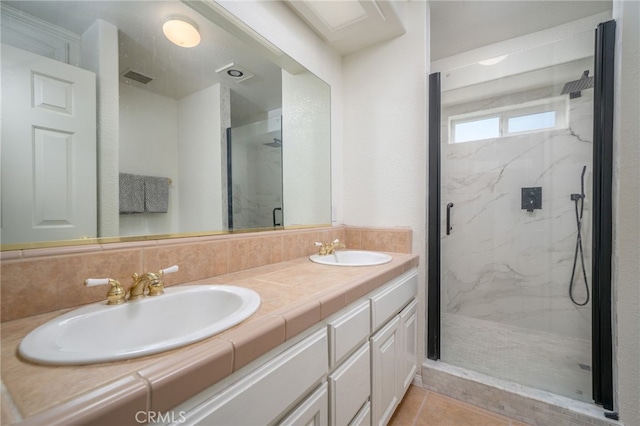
top-left (163, 18), bottom-right (201, 48)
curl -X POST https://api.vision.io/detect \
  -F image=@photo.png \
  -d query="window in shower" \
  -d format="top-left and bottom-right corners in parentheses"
top-left (452, 116), bottom-right (500, 143)
top-left (508, 110), bottom-right (556, 133)
top-left (450, 97), bottom-right (567, 143)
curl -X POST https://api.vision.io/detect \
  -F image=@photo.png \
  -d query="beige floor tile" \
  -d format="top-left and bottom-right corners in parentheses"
top-left (389, 385), bottom-right (428, 425)
top-left (416, 392), bottom-right (509, 426)
top-left (392, 388), bottom-right (514, 426)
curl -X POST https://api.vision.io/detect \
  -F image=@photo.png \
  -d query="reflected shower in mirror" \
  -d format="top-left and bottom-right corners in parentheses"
top-left (227, 116), bottom-right (283, 230)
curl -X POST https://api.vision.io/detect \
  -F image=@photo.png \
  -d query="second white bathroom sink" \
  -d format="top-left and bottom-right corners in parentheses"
top-left (309, 250), bottom-right (392, 266)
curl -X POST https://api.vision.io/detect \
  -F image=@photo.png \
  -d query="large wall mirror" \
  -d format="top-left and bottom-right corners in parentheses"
top-left (0, 0), bottom-right (331, 249)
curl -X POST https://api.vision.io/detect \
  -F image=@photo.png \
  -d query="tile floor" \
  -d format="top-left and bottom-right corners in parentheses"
top-left (389, 385), bottom-right (528, 426)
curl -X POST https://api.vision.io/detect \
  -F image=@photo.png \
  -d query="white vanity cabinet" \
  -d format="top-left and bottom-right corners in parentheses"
top-left (170, 268), bottom-right (418, 426)
top-left (327, 299), bottom-right (371, 426)
top-left (400, 299), bottom-right (418, 392)
top-left (328, 342), bottom-right (370, 426)
top-left (371, 315), bottom-right (402, 426)
top-left (177, 330), bottom-right (328, 425)
top-left (370, 271), bottom-right (419, 426)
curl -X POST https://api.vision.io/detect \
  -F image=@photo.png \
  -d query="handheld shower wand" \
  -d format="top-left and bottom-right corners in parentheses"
top-left (569, 165), bottom-right (589, 306)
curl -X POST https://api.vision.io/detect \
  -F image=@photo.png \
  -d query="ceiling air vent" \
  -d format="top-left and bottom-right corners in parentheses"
top-left (122, 69), bottom-right (153, 84)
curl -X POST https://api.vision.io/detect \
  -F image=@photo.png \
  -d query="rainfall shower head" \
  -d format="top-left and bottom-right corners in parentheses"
top-left (561, 70), bottom-right (594, 99)
top-left (263, 138), bottom-right (282, 148)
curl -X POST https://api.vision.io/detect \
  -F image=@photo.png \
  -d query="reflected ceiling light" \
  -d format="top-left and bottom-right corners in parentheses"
top-left (163, 18), bottom-right (201, 48)
top-left (478, 55), bottom-right (508, 66)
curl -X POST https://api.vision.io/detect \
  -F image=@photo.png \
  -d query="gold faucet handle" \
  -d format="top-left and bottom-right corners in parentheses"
top-left (327, 239), bottom-right (346, 254)
top-left (314, 242), bottom-right (328, 255)
top-left (85, 278), bottom-right (126, 305)
top-left (148, 265), bottom-right (179, 296)
top-left (159, 265), bottom-right (179, 276)
top-left (332, 239), bottom-right (345, 249)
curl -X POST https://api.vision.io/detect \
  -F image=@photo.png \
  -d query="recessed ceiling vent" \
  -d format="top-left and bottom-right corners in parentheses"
top-left (122, 69), bottom-right (153, 84)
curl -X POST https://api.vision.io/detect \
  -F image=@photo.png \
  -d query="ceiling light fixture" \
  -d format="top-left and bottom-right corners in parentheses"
top-left (163, 18), bottom-right (201, 48)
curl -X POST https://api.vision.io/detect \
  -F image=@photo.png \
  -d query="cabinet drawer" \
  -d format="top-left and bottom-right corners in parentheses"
top-left (328, 300), bottom-right (370, 368)
top-left (328, 343), bottom-right (370, 426)
top-left (183, 330), bottom-right (328, 425)
top-left (349, 401), bottom-right (370, 426)
top-left (278, 382), bottom-right (328, 426)
top-left (370, 269), bottom-right (418, 331)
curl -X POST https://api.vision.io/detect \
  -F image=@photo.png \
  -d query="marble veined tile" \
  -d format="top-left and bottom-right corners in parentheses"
top-left (440, 91), bottom-right (593, 342)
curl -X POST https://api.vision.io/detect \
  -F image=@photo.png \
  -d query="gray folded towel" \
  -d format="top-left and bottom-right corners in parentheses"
top-left (144, 175), bottom-right (169, 213)
top-left (119, 173), bottom-right (144, 214)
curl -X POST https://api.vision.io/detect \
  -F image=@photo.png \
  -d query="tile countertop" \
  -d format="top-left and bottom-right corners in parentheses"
top-left (1, 253), bottom-right (419, 425)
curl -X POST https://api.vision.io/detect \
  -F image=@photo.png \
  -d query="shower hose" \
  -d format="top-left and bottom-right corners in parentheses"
top-left (569, 165), bottom-right (589, 306)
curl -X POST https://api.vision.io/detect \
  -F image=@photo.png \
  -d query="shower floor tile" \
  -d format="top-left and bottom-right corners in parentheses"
top-left (441, 313), bottom-right (592, 403)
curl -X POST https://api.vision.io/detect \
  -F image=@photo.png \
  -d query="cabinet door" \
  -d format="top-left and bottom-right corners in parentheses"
top-left (278, 383), bottom-right (328, 426)
top-left (400, 299), bottom-right (418, 392)
top-left (328, 343), bottom-right (370, 426)
top-left (370, 316), bottom-right (401, 426)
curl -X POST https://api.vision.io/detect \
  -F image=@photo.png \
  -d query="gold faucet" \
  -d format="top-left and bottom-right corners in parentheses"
top-left (314, 239), bottom-right (346, 255)
top-left (128, 272), bottom-right (158, 301)
top-left (129, 265), bottom-right (179, 301)
top-left (85, 265), bottom-right (179, 304)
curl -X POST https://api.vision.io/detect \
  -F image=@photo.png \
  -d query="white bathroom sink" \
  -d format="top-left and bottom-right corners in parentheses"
top-left (309, 250), bottom-right (393, 266)
top-left (18, 285), bottom-right (260, 365)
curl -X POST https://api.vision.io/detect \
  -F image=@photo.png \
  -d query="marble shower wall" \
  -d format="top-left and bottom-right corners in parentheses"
top-left (441, 89), bottom-right (593, 341)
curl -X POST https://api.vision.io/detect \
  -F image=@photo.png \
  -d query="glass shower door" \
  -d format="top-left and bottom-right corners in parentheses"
top-left (227, 116), bottom-right (283, 230)
top-left (438, 35), bottom-right (595, 403)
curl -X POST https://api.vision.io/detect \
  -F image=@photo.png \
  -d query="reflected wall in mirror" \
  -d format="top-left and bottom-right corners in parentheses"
top-left (0, 0), bottom-right (331, 248)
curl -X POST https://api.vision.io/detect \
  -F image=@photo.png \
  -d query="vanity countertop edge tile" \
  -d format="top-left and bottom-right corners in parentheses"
top-left (0, 252), bottom-right (418, 424)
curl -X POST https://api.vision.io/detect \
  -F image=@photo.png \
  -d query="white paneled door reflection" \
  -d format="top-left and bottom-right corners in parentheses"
top-left (1, 44), bottom-right (96, 244)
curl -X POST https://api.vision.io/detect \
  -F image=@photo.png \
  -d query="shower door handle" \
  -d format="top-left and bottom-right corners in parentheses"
top-left (273, 207), bottom-right (282, 227)
top-left (446, 202), bottom-right (454, 235)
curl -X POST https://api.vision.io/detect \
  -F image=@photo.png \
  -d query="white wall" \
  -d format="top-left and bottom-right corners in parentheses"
top-left (119, 84), bottom-right (180, 236)
top-left (81, 19), bottom-right (119, 237)
top-left (612, 1), bottom-right (640, 424)
top-left (342, 1), bottom-right (429, 361)
top-left (282, 70), bottom-right (331, 226)
top-left (178, 84), bottom-right (226, 233)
